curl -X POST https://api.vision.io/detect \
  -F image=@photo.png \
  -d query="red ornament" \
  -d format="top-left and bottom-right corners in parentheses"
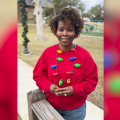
top-left (66, 72), bottom-right (73, 75)
top-left (52, 73), bottom-right (58, 76)
top-left (70, 48), bottom-right (76, 52)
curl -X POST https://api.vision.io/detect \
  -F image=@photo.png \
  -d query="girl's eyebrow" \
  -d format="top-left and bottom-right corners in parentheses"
top-left (58, 26), bottom-right (73, 29)
top-left (68, 27), bottom-right (73, 29)
top-left (58, 27), bottom-right (63, 28)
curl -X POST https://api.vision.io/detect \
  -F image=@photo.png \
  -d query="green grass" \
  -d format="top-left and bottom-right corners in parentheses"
top-left (18, 18), bottom-right (103, 37)
top-left (18, 24), bottom-right (103, 109)
top-left (18, 18), bottom-right (50, 24)
top-left (84, 24), bottom-right (91, 29)
top-left (27, 18), bottom-right (36, 24)
top-left (17, 113), bottom-right (22, 120)
top-left (81, 32), bottom-right (103, 37)
top-left (83, 24), bottom-right (103, 37)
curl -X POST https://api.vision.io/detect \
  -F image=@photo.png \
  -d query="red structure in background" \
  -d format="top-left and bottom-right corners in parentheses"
top-left (104, 14), bottom-right (120, 120)
top-left (0, 21), bottom-right (17, 120)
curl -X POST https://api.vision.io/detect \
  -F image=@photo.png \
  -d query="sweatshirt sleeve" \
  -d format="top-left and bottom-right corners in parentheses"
top-left (72, 52), bottom-right (98, 96)
top-left (33, 50), bottom-right (52, 93)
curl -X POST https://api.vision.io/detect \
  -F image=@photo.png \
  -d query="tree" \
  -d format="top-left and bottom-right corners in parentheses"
top-left (88, 4), bottom-right (104, 20)
top-left (82, 12), bottom-right (91, 18)
top-left (67, 0), bottom-right (85, 13)
top-left (51, 0), bottom-right (68, 15)
top-left (44, 7), bottom-right (53, 17)
top-left (33, 0), bottom-right (44, 41)
top-left (44, 0), bottom-right (85, 17)
top-left (21, 0), bottom-right (53, 41)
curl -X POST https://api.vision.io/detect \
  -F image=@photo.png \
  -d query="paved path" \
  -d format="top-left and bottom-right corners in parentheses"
top-left (18, 58), bottom-right (103, 120)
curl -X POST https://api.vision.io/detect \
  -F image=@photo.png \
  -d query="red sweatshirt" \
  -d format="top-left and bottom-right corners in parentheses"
top-left (33, 44), bottom-right (98, 110)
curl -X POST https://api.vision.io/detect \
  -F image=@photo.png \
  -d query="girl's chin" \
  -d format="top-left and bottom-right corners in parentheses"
top-left (60, 42), bottom-right (72, 47)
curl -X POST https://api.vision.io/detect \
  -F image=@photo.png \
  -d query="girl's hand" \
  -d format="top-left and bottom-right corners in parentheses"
top-left (56, 86), bottom-right (73, 96)
top-left (50, 84), bottom-right (59, 94)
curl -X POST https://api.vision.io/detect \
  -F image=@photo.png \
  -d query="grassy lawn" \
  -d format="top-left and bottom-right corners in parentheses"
top-left (17, 113), bottom-right (22, 120)
top-left (18, 24), bottom-right (103, 110)
top-left (18, 18), bottom-right (103, 37)
top-left (86, 22), bottom-right (103, 29)
top-left (81, 32), bottom-right (103, 37)
top-left (83, 23), bottom-right (103, 37)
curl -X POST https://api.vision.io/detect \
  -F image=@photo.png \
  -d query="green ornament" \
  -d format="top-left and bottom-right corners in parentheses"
top-left (109, 78), bottom-right (120, 92)
top-left (24, 13), bottom-right (26, 15)
top-left (74, 64), bottom-right (81, 67)
top-left (59, 79), bottom-right (63, 86)
top-left (57, 58), bottom-right (63, 61)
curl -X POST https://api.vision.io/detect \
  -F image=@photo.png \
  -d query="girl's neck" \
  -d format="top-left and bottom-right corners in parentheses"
top-left (59, 43), bottom-right (74, 51)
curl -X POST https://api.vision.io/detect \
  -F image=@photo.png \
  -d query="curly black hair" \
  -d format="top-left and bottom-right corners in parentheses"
top-left (49, 7), bottom-right (84, 37)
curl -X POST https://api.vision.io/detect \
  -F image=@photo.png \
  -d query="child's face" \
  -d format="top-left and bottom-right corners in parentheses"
top-left (56, 21), bottom-right (76, 48)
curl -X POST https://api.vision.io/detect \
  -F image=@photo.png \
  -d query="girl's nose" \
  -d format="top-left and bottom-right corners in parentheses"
top-left (62, 30), bottom-right (67, 36)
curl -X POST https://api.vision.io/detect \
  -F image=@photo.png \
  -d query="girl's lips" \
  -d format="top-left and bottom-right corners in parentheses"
top-left (61, 39), bottom-right (68, 42)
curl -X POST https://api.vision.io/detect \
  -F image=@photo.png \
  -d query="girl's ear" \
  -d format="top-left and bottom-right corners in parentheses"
top-left (74, 35), bottom-right (77, 38)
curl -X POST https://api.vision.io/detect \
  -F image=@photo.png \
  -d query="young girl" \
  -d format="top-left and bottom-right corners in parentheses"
top-left (33, 7), bottom-right (98, 120)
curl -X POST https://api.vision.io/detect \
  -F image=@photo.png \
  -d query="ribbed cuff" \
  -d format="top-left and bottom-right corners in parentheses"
top-left (46, 81), bottom-right (53, 93)
top-left (72, 84), bottom-right (80, 96)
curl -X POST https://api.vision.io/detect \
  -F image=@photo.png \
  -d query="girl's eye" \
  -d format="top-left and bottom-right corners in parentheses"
top-left (59, 29), bottom-right (63, 31)
top-left (68, 29), bottom-right (73, 32)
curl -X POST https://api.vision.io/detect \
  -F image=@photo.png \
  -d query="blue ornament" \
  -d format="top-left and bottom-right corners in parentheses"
top-left (70, 57), bottom-right (76, 61)
top-left (23, 23), bottom-right (25, 26)
top-left (51, 65), bottom-right (57, 69)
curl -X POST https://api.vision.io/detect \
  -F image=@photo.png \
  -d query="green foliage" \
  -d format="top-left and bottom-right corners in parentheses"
top-left (19, 0), bottom-right (30, 48)
top-left (44, 7), bottom-right (53, 17)
top-left (67, 0), bottom-right (85, 13)
top-left (82, 4), bottom-right (104, 20)
top-left (52, 0), bottom-right (68, 15)
top-left (82, 12), bottom-right (91, 18)
top-left (44, 0), bottom-right (85, 16)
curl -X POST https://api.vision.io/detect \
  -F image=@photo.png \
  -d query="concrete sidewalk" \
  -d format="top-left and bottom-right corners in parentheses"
top-left (18, 58), bottom-right (103, 120)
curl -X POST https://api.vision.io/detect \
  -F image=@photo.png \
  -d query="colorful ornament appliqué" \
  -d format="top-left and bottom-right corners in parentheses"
top-left (74, 64), bottom-right (81, 67)
top-left (59, 79), bottom-right (63, 86)
top-left (51, 44), bottom-right (81, 86)
top-left (57, 57), bottom-right (63, 61)
top-left (52, 73), bottom-right (58, 76)
top-left (66, 72), bottom-right (73, 75)
top-left (57, 50), bottom-right (62, 54)
top-left (67, 79), bottom-right (71, 84)
top-left (70, 57), bottom-right (76, 60)
top-left (51, 65), bottom-right (57, 69)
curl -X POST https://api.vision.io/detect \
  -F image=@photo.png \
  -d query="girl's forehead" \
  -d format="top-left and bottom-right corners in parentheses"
top-left (58, 21), bottom-right (74, 27)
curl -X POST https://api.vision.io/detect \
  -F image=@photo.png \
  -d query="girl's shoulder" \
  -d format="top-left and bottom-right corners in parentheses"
top-left (76, 45), bottom-right (90, 55)
top-left (43, 44), bottom-right (58, 54)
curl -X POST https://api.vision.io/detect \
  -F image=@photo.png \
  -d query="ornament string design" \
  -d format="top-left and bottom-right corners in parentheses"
top-left (55, 44), bottom-right (77, 84)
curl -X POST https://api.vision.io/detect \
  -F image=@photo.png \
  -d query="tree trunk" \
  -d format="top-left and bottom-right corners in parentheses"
top-left (33, 0), bottom-right (44, 41)
top-left (53, 6), bottom-right (56, 16)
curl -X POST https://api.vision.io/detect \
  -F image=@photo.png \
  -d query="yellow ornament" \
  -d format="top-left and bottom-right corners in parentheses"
top-left (67, 79), bottom-right (70, 84)
top-left (57, 50), bottom-right (62, 54)
top-left (24, 26), bottom-right (26, 27)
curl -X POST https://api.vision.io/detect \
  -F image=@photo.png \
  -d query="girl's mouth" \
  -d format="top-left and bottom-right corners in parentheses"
top-left (61, 38), bottom-right (68, 42)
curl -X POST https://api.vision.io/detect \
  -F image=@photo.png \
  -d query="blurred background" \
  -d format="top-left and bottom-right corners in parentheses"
top-left (104, 0), bottom-right (120, 120)
top-left (17, 0), bottom-right (104, 37)
top-left (0, 1), bottom-right (17, 120)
